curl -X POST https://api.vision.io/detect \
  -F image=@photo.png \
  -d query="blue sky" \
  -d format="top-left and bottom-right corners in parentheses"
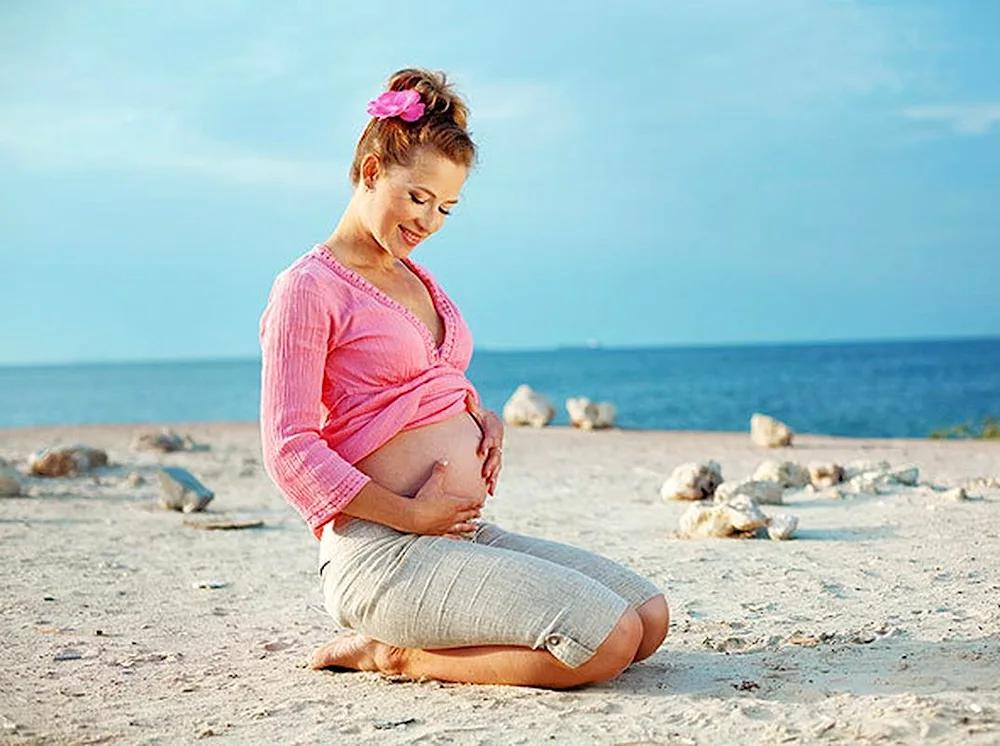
top-left (1, 0), bottom-right (998, 365)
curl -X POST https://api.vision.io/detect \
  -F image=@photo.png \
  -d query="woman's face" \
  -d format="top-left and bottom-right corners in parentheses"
top-left (364, 148), bottom-right (467, 259)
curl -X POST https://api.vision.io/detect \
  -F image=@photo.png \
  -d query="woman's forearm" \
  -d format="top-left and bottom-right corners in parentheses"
top-left (340, 481), bottom-right (417, 532)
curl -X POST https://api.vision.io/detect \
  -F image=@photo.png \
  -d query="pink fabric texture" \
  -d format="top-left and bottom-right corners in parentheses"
top-left (259, 245), bottom-right (479, 538)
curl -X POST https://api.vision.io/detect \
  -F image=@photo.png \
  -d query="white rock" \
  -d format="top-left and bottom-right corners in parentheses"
top-left (890, 466), bottom-right (920, 486)
top-left (678, 504), bottom-right (734, 538)
top-left (502, 385), bottom-right (555, 428)
top-left (843, 460), bottom-right (890, 481)
top-left (846, 472), bottom-right (893, 495)
top-left (565, 397), bottom-right (616, 430)
top-left (660, 461), bottom-right (723, 501)
top-left (722, 495), bottom-right (769, 533)
top-left (767, 513), bottom-right (799, 540)
top-left (942, 487), bottom-right (968, 502)
top-left (808, 462), bottom-right (845, 488)
top-left (750, 413), bottom-right (794, 448)
top-left (715, 479), bottom-right (784, 506)
top-left (752, 460), bottom-right (810, 489)
top-left (0, 464), bottom-right (22, 497)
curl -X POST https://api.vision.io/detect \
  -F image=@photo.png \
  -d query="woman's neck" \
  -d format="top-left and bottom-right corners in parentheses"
top-left (324, 198), bottom-right (400, 273)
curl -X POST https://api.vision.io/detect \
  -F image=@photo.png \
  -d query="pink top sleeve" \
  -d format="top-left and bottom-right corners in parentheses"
top-left (259, 269), bottom-right (372, 536)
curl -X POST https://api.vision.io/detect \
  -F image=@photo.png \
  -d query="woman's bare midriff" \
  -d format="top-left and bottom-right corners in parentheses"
top-left (355, 411), bottom-right (488, 502)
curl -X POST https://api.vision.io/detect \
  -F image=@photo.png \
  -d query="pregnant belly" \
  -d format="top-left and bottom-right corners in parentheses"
top-left (355, 411), bottom-right (488, 500)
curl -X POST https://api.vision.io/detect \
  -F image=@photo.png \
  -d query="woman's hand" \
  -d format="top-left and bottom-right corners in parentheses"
top-left (466, 393), bottom-right (504, 496)
top-left (411, 460), bottom-right (484, 536)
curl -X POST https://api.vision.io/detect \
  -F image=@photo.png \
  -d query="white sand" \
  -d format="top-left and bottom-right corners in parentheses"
top-left (1, 424), bottom-right (998, 745)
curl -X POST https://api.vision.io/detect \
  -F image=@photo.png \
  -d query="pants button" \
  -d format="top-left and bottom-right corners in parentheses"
top-left (546, 634), bottom-right (562, 646)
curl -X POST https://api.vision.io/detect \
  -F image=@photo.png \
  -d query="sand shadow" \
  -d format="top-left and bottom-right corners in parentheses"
top-left (617, 635), bottom-right (999, 702)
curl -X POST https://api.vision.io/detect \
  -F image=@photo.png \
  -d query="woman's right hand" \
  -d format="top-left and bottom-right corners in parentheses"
top-left (411, 460), bottom-right (484, 536)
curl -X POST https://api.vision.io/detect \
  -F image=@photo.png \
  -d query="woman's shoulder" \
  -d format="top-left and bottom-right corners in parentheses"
top-left (271, 245), bottom-right (359, 300)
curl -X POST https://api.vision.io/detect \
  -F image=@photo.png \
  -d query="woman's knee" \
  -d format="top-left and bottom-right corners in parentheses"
top-left (583, 608), bottom-right (643, 682)
top-left (633, 594), bottom-right (670, 662)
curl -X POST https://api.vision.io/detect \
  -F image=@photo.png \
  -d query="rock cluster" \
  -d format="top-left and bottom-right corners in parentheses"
top-left (28, 446), bottom-right (109, 477)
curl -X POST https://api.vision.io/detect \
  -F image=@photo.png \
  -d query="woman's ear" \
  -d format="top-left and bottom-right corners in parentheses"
top-left (360, 154), bottom-right (381, 192)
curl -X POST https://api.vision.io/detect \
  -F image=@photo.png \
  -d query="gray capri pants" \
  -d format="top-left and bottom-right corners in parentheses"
top-left (318, 518), bottom-right (662, 668)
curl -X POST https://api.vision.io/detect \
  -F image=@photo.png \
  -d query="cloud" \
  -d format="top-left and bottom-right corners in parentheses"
top-left (902, 103), bottom-right (1000, 135)
top-left (0, 103), bottom-right (342, 188)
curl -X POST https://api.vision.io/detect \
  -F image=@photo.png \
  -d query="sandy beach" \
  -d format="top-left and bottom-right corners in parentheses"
top-left (1, 423), bottom-right (998, 745)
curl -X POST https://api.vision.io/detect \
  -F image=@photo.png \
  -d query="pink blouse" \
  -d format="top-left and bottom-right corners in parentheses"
top-left (259, 244), bottom-right (479, 538)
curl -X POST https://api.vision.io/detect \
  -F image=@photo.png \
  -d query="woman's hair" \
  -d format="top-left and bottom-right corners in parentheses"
top-left (349, 68), bottom-right (477, 186)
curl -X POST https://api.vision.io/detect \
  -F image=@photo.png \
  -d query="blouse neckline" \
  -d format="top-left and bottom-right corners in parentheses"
top-left (312, 244), bottom-right (454, 360)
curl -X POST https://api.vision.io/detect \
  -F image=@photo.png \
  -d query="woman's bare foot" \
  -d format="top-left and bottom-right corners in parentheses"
top-left (310, 631), bottom-right (403, 674)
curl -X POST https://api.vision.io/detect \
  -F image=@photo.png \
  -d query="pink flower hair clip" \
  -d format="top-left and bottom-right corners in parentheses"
top-left (367, 90), bottom-right (426, 122)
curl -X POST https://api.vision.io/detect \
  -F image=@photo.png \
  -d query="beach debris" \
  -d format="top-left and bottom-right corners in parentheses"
top-left (808, 462), bottom-right (845, 488)
top-left (28, 446), bottom-right (108, 477)
top-left (372, 717), bottom-right (417, 730)
top-left (0, 464), bottom-right (22, 496)
top-left (750, 413), bottom-right (794, 448)
top-left (678, 494), bottom-right (768, 538)
top-left (661, 461), bottom-right (723, 501)
top-left (502, 385), bottom-right (555, 428)
top-left (125, 471), bottom-right (146, 487)
top-left (715, 479), bottom-right (784, 506)
top-left (157, 466), bottom-right (214, 513)
top-left (942, 487), bottom-right (968, 502)
top-left (733, 680), bottom-right (760, 692)
top-left (767, 513), bottom-right (799, 540)
top-left (565, 397), bottom-right (616, 430)
top-left (53, 648), bottom-right (83, 662)
top-left (841, 462), bottom-right (920, 495)
top-left (183, 518), bottom-right (263, 531)
top-left (752, 460), bottom-right (810, 489)
top-left (193, 580), bottom-right (229, 590)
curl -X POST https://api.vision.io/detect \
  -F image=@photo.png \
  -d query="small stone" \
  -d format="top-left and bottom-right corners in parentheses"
top-left (846, 472), bottom-right (892, 495)
top-left (54, 649), bottom-right (83, 661)
top-left (942, 487), bottom-right (968, 502)
top-left (767, 513), bottom-right (799, 540)
top-left (157, 467), bottom-right (214, 513)
top-left (125, 471), bottom-right (146, 487)
top-left (752, 460), bottom-right (810, 489)
top-left (750, 413), bottom-right (794, 448)
top-left (565, 397), bottom-right (616, 430)
top-left (715, 479), bottom-right (783, 506)
top-left (28, 446), bottom-right (108, 477)
top-left (0, 464), bottom-right (22, 497)
top-left (502, 385), bottom-right (555, 428)
top-left (661, 461), bottom-right (723, 501)
top-left (808, 462), bottom-right (845, 488)
top-left (193, 580), bottom-right (229, 590)
top-left (133, 428), bottom-right (187, 453)
top-left (890, 466), bottom-right (919, 486)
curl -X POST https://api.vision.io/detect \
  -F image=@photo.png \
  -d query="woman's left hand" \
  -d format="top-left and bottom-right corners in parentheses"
top-left (466, 393), bottom-right (504, 496)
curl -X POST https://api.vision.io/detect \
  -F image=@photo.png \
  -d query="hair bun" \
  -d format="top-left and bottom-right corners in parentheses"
top-left (386, 68), bottom-right (468, 130)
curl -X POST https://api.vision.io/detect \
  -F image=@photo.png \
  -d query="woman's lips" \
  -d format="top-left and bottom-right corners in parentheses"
top-left (400, 226), bottom-right (423, 247)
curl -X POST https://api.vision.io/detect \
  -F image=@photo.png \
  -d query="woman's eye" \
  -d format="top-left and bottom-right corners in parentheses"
top-left (410, 193), bottom-right (426, 205)
top-left (438, 207), bottom-right (452, 216)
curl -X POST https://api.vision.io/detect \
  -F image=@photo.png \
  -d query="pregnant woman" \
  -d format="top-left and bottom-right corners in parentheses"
top-left (260, 69), bottom-right (668, 688)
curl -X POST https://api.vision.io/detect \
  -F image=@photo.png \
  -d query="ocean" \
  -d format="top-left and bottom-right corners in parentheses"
top-left (0, 338), bottom-right (998, 438)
